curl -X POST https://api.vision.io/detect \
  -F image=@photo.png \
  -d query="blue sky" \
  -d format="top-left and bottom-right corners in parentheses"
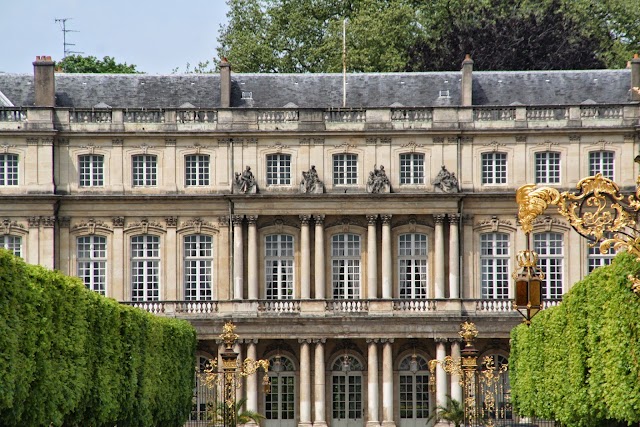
top-left (0, 0), bottom-right (230, 74)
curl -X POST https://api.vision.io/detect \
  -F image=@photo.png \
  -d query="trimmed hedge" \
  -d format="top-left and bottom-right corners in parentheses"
top-left (510, 252), bottom-right (640, 427)
top-left (0, 249), bottom-right (197, 427)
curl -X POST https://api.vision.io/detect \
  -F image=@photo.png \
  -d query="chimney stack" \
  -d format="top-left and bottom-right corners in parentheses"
top-left (631, 53), bottom-right (640, 102)
top-left (461, 54), bottom-right (474, 107)
top-left (220, 58), bottom-right (231, 108)
top-left (33, 56), bottom-right (56, 107)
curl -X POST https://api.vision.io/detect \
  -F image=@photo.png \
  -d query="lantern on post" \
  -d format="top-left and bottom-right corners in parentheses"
top-left (513, 246), bottom-right (544, 325)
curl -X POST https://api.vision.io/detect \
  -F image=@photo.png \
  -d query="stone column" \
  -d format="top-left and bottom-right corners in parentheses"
top-left (59, 217), bottom-right (71, 276)
top-left (314, 215), bottom-right (325, 299)
top-left (247, 215), bottom-right (259, 299)
top-left (234, 342), bottom-right (243, 402)
top-left (165, 217), bottom-right (178, 300)
top-left (41, 216), bottom-right (55, 270)
top-left (367, 339), bottom-right (380, 427)
top-left (246, 340), bottom-right (259, 417)
top-left (299, 339), bottom-right (312, 427)
top-left (300, 215), bottom-right (311, 299)
top-left (381, 215), bottom-right (392, 299)
top-left (27, 216), bottom-right (39, 265)
top-left (367, 215), bottom-right (378, 299)
top-left (434, 215), bottom-right (445, 298)
top-left (313, 339), bottom-right (327, 427)
top-left (112, 217), bottom-right (125, 301)
top-left (435, 339), bottom-right (447, 409)
top-left (448, 214), bottom-right (460, 299)
top-left (232, 215), bottom-right (244, 299)
top-left (381, 339), bottom-right (395, 427)
top-left (450, 340), bottom-right (463, 404)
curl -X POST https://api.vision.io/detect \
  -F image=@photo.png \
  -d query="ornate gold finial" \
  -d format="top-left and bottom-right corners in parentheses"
top-left (220, 321), bottom-right (239, 350)
top-left (516, 250), bottom-right (538, 268)
top-left (516, 184), bottom-right (561, 234)
top-left (459, 321), bottom-right (478, 346)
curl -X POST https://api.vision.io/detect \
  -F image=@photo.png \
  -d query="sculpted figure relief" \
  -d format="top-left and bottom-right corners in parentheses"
top-left (433, 165), bottom-right (459, 193)
top-left (235, 165), bottom-right (257, 193)
top-left (367, 164), bottom-right (390, 193)
top-left (300, 165), bottom-right (324, 193)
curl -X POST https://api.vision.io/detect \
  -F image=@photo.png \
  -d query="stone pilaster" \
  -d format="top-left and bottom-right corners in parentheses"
top-left (367, 215), bottom-right (378, 299)
top-left (232, 215), bottom-right (244, 299)
top-left (381, 215), bottom-right (392, 298)
top-left (247, 215), bottom-right (258, 299)
top-left (314, 215), bottom-right (325, 299)
top-left (300, 215), bottom-right (311, 299)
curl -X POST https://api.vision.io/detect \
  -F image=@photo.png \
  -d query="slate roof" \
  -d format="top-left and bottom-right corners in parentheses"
top-left (0, 69), bottom-right (632, 109)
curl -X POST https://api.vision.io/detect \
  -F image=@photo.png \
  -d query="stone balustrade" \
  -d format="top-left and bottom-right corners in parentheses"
top-left (2, 104), bottom-right (636, 132)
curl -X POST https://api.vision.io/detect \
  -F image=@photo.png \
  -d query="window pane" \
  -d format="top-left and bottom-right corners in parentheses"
top-left (266, 154), bottom-right (291, 185)
top-left (332, 234), bottom-right (360, 299)
top-left (79, 154), bottom-right (104, 187)
top-left (534, 232), bottom-right (564, 299)
top-left (333, 154), bottom-right (358, 185)
top-left (77, 235), bottom-right (107, 295)
top-left (481, 233), bottom-right (510, 299)
top-left (398, 234), bottom-right (428, 298)
top-left (184, 235), bottom-right (213, 300)
top-left (0, 154), bottom-right (19, 186)
top-left (589, 151), bottom-right (614, 180)
top-left (535, 152), bottom-right (560, 184)
top-left (132, 155), bottom-right (157, 186)
top-left (185, 155), bottom-right (210, 186)
top-left (482, 152), bottom-right (507, 185)
top-left (0, 235), bottom-right (22, 258)
top-left (265, 234), bottom-right (294, 299)
top-left (131, 235), bottom-right (160, 301)
top-left (400, 153), bottom-right (424, 185)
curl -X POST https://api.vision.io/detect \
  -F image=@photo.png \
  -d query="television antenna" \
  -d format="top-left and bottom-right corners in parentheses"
top-left (54, 18), bottom-right (83, 58)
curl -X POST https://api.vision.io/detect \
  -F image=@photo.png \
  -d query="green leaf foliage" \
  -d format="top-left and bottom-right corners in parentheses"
top-left (216, 0), bottom-right (639, 72)
top-left (0, 249), bottom-right (196, 427)
top-left (510, 252), bottom-right (640, 426)
top-left (56, 55), bottom-right (140, 73)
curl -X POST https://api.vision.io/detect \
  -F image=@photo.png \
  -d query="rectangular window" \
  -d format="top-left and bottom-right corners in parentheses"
top-left (185, 154), bottom-right (210, 186)
top-left (398, 233), bottom-right (428, 298)
top-left (0, 154), bottom-right (18, 186)
top-left (132, 154), bottom-right (157, 186)
top-left (266, 154), bottom-right (291, 186)
top-left (184, 235), bottom-right (213, 300)
top-left (587, 233), bottom-right (615, 273)
top-left (534, 232), bottom-right (564, 299)
top-left (78, 235), bottom-right (107, 295)
top-left (481, 152), bottom-right (507, 185)
top-left (79, 154), bottom-right (104, 187)
top-left (480, 233), bottom-right (510, 299)
top-left (535, 151), bottom-right (560, 184)
top-left (400, 153), bottom-right (425, 184)
top-left (589, 151), bottom-right (614, 180)
top-left (332, 234), bottom-right (361, 299)
top-left (0, 235), bottom-right (22, 257)
top-left (333, 154), bottom-right (358, 185)
top-left (131, 235), bottom-right (160, 301)
top-left (265, 234), bottom-right (294, 299)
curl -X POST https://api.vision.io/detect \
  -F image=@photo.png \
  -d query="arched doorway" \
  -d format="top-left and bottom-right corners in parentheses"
top-left (331, 354), bottom-right (364, 427)
top-left (264, 355), bottom-right (296, 427)
top-left (191, 354), bottom-right (214, 426)
top-left (398, 354), bottom-right (431, 427)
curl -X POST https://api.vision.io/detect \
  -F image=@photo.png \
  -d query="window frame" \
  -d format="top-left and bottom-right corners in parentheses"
top-left (0, 234), bottom-right (22, 257)
top-left (534, 232), bottom-right (564, 300)
top-left (266, 153), bottom-right (292, 186)
top-left (77, 235), bottom-right (107, 295)
top-left (331, 233), bottom-right (361, 299)
top-left (399, 153), bottom-right (425, 185)
top-left (184, 234), bottom-right (213, 301)
top-left (589, 150), bottom-right (614, 180)
top-left (481, 152), bottom-right (507, 185)
top-left (480, 232), bottom-right (510, 299)
top-left (534, 151), bottom-right (560, 184)
top-left (264, 234), bottom-right (295, 300)
top-left (185, 154), bottom-right (210, 187)
top-left (398, 233), bottom-right (428, 299)
top-left (79, 154), bottom-right (105, 187)
top-left (132, 154), bottom-right (158, 187)
top-left (333, 153), bottom-right (358, 186)
top-left (130, 234), bottom-right (161, 301)
top-left (0, 153), bottom-right (19, 186)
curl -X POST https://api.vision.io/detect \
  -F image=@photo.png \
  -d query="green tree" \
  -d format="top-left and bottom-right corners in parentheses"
top-left (56, 55), bottom-right (140, 73)
top-left (427, 395), bottom-right (465, 427)
top-left (209, 397), bottom-right (264, 427)
top-left (216, 0), bottom-right (639, 72)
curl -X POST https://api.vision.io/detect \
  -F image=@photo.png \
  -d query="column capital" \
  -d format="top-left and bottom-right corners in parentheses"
top-left (112, 216), bottom-right (125, 228)
top-left (434, 337), bottom-right (449, 344)
top-left (379, 338), bottom-right (395, 344)
top-left (300, 215), bottom-right (311, 225)
top-left (314, 214), bottom-right (325, 225)
top-left (298, 338), bottom-right (313, 344)
top-left (165, 216), bottom-right (178, 228)
top-left (312, 338), bottom-right (327, 344)
top-left (366, 214), bottom-right (378, 225)
top-left (247, 215), bottom-right (258, 225)
top-left (231, 215), bottom-right (244, 226)
top-left (381, 214), bottom-right (392, 225)
top-left (366, 338), bottom-right (380, 344)
top-left (448, 213), bottom-right (460, 223)
top-left (434, 214), bottom-right (446, 224)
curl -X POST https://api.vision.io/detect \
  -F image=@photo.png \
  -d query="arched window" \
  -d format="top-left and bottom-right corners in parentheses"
top-left (332, 234), bottom-right (361, 299)
top-left (184, 234), bottom-right (213, 300)
top-left (131, 234), bottom-right (160, 301)
top-left (265, 234), bottom-right (294, 299)
top-left (265, 356), bottom-right (295, 423)
top-left (0, 235), bottom-right (22, 258)
top-left (331, 354), bottom-right (364, 425)
top-left (480, 233), bottom-right (509, 299)
top-left (399, 354), bottom-right (431, 424)
top-left (77, 235), bottom-right (107, 295)
top-left (399, 233), bottom-right (428, 299)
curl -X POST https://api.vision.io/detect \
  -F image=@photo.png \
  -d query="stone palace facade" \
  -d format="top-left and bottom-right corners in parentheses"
top-left (1, 55), bottom-right (639, 427)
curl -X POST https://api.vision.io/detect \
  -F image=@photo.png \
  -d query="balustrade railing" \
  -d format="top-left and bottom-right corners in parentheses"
top-left (176, 301), bottom-right (218, 314)
top-left (258, 110), bottom-right (299, 123)
top-left (324, 109), bottom-right (366, 122)
top-left (124, 109), bottom-right (165, 123)
top-left (526, 107), bottom-right (568, 121)
top-left (391, 108), bottom-right (433, 122)
top-left (473, 107), bottom-right (516, 121)
top-left (326, 299), bottom-right (369, 313)
top-left (392, 299), bottom-right (437, 312)
top-left (0, 108), bottom-right (27, 122)
top-left (580, 105), bottom-right (623, 119)
top-left (258, 299), bottom-right (301, 313)
top-left (124, 301), bottom-right (165, 314)
top-left (69, 109), bottom-right (113, 123)
top-left (542, 299), bottom-right (562, 309)
top-left (177, 109), bottom-right (217, 123)
top-left (474, 299), bottom-right (514, 312)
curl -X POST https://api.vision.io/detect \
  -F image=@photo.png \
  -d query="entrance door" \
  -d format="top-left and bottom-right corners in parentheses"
top-left (265, 356), bottom-right (296, 427)
top-left (332, 355), bottom-right (364, 427)
top-left (399, 355), bottom-right (431, 427)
